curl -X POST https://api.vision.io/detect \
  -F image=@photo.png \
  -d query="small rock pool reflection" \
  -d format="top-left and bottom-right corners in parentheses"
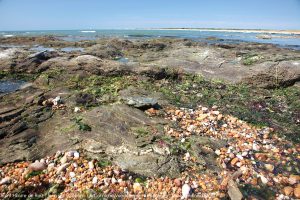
top-left (0, 80), bottom-right (27, 94)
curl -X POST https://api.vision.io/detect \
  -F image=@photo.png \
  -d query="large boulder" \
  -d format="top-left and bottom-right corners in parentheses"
top-left (242, 61), bottom-right (300, 88)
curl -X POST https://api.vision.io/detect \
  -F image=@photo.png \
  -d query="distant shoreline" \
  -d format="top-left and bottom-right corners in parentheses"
top-left (149, 28), bottom-right (300, 35)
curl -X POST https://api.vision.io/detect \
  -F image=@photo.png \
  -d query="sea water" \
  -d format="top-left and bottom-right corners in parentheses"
top-left (0, 29), bottom-right (300, 50)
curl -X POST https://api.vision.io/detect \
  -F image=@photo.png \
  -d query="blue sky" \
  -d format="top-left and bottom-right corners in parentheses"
top-left (0, 0), bottom-right (300, 30)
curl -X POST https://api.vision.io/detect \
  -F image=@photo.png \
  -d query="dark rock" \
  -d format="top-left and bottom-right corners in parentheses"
top-left (75, 93), bottom-right (96, 106)
top-left (9, 121), bottom-right (27, 135)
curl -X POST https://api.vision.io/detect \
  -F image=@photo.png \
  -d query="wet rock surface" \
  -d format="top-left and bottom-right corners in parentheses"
top-left (0, 36), bottom-right (299, 199)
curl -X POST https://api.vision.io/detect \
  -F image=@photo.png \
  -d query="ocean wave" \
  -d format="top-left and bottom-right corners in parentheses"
top-left (80, 30), bottom-right (96, 33)
top-left (3, 34), bottom-right (14, 37)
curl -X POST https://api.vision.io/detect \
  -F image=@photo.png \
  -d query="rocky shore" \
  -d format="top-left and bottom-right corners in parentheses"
top-left (0, 36), bottom-right (299, 199)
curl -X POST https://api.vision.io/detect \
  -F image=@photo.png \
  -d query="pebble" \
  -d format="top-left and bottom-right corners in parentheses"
top-left (283, 186), bottom-right (294, 196)
top-left (215, 149), bottom-right (221, 156)
top-left (174, 178), bottom-right (182, 187)
top-left (181, 183), bottom-right (191, 199)
top-left (29, 161), bottom-right (47, 171)
top-left (259, 175), bottom-right (268, 185)
top-left (294, 187), bottom-right (300, 198)
top-left (0, 177), bottom-right (12, 185)
top-left (289, 175), bottom-right (300, 185)
top-left (88, 161), bottom-right (94, 170)
top-left (73, 151), bottom-right (80, 159)
top-left (60, 155), bottom-right (68, 164)
top-left (265, 164), bottom-right (274, 172)
top-left (0, 105), bottom-right (298, 199)
top-left (184, 152), bottom-right (191, 161)
top-left (56, 163), bottom-right (70, 174)
top-left (69, 172), bottom-right (76, 178)
top-left (47, 163), bottom-right (55, 171)
top-left (230, 158), bottom-right (239, 166)
top-left (133, 182), bottom-right (143, 193)
top-left (92, 176), bottom-right (98, 184)
top-left (74, 107), bottom-right (81, 113)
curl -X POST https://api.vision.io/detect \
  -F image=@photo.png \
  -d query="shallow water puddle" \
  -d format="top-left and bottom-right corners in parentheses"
top-left (30, 46), bottom-right (55, 52)
top-left (60, 47), bottom-right (85, 52)
top-left (116, 57), bottom-right (130, 64)
top-left (0, 80), bottom-right (28, 94)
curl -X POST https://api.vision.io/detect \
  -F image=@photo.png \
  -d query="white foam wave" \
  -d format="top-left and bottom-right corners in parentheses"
top-left (80, 30), bottom-right (96, 33)
top-left (3, 35), bottom-right (14, 37)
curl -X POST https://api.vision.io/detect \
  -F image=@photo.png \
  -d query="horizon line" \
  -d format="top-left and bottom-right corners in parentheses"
top-left (1, 27), bottom-right (300, 32)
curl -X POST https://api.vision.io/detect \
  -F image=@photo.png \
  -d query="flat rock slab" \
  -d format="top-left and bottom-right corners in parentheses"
top-left (115, 153), bottom-right (181, 178)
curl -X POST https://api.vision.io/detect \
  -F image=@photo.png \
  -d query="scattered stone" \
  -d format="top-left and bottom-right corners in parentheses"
top-left (265, 164), bottom-right (274, 172)
top-left (56, 163), bottom-right (70, 174)
top-left (228, 179), bottom-right (243, 200)
top-left (28, 161), bottom-right (47, 171)
top-left (283, 186), bottom-right (293, 196)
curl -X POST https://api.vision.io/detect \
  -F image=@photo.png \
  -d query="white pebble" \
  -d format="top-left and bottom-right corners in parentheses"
top-left (187, 125), bottom-right (195, 132)
top-left (184, 152), bottom-right (190, 160)
top-left (74, 107), bottom-right (81, 113)
top-left (252, 143), bottom-right (260, 151)
top-left (242, 151), bottom-right (248, 157)
top-left (215, 149), bottom-right (221, 156)
top-left (259, 175), bottom-right (268, 184)
top-left (92, 176), bottom-right (98, 184)
top-left (47, 163), bottom-right (55, 171)
top-left (0, 177), bottom-right (11, 185)
top-left (112, 177), bottom-right (117, 184)
top-left (73, 152), bottom-right (80, 159)
top-left (181, 183), bottom-right (191, 199)
top-left (236, 154), bottom-right (243, 160)
top-left (88, 161), bottom-right (94, 170)
top-left (69, 172), bottom-right (76, 178)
